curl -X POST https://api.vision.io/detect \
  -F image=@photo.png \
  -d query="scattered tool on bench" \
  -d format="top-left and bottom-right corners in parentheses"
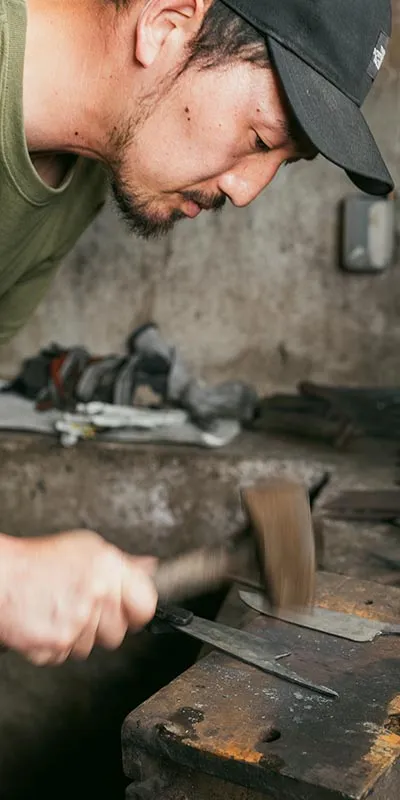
top-left (322, 488), bottom-right (400, 523)
top-left (150, 605), bottom-right (338, 698)
top-left (153, 477), bottom-right (316, 611)
top-left (239, 589), bottom-right (400, 643)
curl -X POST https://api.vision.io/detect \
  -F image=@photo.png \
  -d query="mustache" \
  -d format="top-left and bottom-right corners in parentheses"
top-left (181, 189), bottom-right (227, 212)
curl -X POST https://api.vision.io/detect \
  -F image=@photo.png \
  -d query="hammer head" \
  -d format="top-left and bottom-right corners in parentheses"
top-left (241, 478), bottom-right (316, 611)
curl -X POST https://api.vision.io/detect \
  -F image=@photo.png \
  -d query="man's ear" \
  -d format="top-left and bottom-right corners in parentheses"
top-left (135, 0), bottom-right (206, 68)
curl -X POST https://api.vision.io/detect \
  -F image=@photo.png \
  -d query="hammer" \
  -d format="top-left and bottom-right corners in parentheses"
top-left (153, 477), bottom-right (316, 611)
top-left (0, 479), bottom-right (315, 659)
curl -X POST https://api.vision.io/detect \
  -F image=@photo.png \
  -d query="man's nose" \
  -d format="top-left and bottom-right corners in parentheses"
top-left (218, 157), bottom-right (283, 207)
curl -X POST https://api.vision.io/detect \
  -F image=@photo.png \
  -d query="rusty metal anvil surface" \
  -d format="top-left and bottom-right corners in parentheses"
top-left (123, 572), bottom-right (400, 800)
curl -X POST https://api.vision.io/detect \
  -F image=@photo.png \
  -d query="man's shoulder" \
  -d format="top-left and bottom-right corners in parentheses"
top-left (0, 157), bottom-right (109, 344)
top-left (0, 157), bottom-right (109, 274)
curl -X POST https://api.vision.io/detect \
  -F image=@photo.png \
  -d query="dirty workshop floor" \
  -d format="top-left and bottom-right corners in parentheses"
top-left (0, 429), bottom-right (399, 799)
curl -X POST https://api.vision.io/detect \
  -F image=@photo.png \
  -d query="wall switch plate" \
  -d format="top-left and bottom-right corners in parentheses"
top-left (340, 195), bottom-right (396, 273)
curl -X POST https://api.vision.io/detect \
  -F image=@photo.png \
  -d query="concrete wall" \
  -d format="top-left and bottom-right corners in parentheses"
top-left (1, 21), bottom-right (399, 391)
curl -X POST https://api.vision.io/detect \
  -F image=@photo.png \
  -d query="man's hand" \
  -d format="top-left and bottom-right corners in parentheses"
top-left (0, 530), bottom-right (158, 665)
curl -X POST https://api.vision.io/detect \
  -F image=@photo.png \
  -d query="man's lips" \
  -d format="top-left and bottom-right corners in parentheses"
top-left (181, 194), bottom-right (225, 218)
top-left (182, 199), bottom-right (202, 218)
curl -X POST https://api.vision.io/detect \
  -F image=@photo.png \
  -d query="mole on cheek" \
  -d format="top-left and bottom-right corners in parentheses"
top-left (184, 106), bottom-right (191, 122)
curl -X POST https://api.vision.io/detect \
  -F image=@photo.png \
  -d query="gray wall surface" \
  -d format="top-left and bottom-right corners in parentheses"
top-left (1, 27), bottom-right (399, 392)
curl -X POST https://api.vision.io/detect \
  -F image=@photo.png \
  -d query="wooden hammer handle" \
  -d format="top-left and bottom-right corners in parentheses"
top-left (153, 542), bottom-right (252, 604)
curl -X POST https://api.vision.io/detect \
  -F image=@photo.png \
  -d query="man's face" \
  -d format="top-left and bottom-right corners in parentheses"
top-left (109, 59), bottom-right (308, 239)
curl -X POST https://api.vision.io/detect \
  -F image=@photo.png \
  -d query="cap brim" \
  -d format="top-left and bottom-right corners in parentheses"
top-left (268, 38), bottom-right (394, 196)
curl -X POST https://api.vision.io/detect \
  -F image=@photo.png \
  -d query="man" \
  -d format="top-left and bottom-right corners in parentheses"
top-left (0, 0), bottom-right (394, 665)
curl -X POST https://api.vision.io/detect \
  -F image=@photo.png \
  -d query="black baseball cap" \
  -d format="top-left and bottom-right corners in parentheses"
top-left (221, 0), bottom-right (394, 196)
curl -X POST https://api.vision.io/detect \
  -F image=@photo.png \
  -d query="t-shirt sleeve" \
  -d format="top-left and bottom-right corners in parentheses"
top-left (0, 258), bottom-right (60, 345)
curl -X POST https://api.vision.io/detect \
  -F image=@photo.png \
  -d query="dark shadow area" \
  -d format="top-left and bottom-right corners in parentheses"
top-left (0, 587), bottom-right (228, 800)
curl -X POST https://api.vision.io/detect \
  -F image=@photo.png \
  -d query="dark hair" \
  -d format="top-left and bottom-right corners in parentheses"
top-left (185, 1), bottom-right (269, 70)
top-left (110, 1), bottom-right (268, 67)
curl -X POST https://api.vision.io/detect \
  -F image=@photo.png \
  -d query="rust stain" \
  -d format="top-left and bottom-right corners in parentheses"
top-left (384, 697), bottom-right (400, 736)
top-left (160, 692), bottom-right (267, 767)
top-left (387, 696), bottom-right (400, 717)
top-left (362, 695), bottom-right (400, 793)
top-left (317, 594), bottom-right (390, 621)
top-left (189, 735), bottom-right (263, 765)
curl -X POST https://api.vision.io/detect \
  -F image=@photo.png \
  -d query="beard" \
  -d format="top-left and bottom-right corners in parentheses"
top-left (110, 175), bottom-right (226, 240)
top-left (110, 176), bottom-right (186, 239)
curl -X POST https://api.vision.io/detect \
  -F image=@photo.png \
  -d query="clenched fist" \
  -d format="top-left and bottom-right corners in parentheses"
top-left (0, 530), bottom-right (158, 665)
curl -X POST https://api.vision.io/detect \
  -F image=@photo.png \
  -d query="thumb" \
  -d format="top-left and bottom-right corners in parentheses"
top-left (121, 557), bottom-right (158, 632)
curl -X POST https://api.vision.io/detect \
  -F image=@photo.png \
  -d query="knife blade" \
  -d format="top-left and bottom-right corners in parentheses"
top-left (239, 590), bottom-right (400, 643)
top-left (154, 606), bottom-right (338, 699)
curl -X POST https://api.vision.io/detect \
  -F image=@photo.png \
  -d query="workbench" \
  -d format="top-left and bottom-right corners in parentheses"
top-left (122, 572), bottom-right (400, 800)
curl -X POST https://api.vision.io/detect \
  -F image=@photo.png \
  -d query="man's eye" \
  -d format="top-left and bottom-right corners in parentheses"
top-left (255, 134), bottom-right (271, 153)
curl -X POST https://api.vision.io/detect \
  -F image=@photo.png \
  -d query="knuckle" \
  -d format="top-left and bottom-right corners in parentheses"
top-left (91, 550), bottom-right (123, 601)
top-left (101, 544), bottom-right (123, 574)
top-left (18, 618), bottom-right (75, 653)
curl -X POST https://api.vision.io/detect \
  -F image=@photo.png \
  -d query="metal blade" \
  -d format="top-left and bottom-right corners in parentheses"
top-left (170, 614), bottom-right (338, 699)
top-left (239, 590), bottom-right (399, 642)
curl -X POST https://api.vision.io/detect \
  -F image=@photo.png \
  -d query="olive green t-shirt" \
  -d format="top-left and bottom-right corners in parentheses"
top-left (0, 0), bottom-right (109, 344)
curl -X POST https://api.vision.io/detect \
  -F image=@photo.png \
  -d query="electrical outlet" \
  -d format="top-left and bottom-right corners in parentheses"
top-left (340, 194), bottom-right (396, 273)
